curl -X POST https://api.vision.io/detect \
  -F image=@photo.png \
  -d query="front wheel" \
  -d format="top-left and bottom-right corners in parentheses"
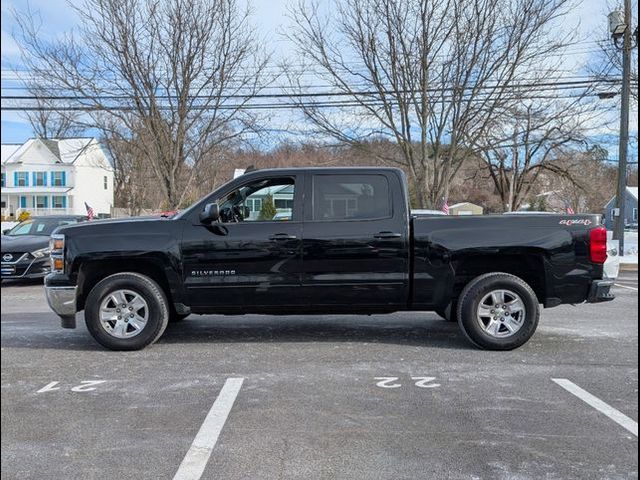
top-left (84, 272), bottom-right (170, 351)
top-left (457, 273), bottom-right (539, 350)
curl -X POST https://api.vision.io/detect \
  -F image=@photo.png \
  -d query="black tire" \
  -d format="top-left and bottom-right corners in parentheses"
top-left (456, 272), bottom-right (539, 350)
top-left (84, 272), bottom-right (170, 351)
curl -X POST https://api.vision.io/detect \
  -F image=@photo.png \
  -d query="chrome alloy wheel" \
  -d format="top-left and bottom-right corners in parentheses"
top-left (99, 289), bottom-right (149, 339)
top-left (476, 289), bottom-right (526, 338)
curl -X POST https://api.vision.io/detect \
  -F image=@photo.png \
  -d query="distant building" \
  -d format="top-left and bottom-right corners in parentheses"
top-left (603, 186), bottom-right (638, 230)
top-left (1, 138), bottom-right (114, 219)
top-left (450, 202), bottom-right (484, 216)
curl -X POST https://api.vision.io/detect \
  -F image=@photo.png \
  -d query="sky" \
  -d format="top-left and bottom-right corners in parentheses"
top-left (0, 0), bottom-right (636, 158)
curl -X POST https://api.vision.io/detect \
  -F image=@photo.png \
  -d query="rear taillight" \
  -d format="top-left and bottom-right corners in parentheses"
top-left (589, 227), bottom-right (608, 264)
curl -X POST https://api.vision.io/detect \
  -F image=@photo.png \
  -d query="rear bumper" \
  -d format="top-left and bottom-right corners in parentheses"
top-left (587, 280), bottom-right (615, 303)
top-left (44, 285), bottom-right (78, 328)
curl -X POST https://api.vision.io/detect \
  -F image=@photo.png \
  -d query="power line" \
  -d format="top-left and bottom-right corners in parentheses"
top-left (0, 78), bottom-right (628, 103)
top-left (0, 91), bottom-right (623, 112)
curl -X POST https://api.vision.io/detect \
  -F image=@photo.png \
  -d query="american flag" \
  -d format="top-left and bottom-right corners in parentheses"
top-left (441, 200), bottom-right (450, 215)
top-left (85, 202), bottom-right (95, 220)
top-left (566, 206), bottom-right (575, 215)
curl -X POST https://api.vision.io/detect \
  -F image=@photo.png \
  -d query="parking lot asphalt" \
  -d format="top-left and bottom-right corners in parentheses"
top-left (1, 273), bottom-right (638, 480)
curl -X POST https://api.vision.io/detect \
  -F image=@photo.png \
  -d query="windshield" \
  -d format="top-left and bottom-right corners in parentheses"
top-left (5, 218), bottom-right (81, 237)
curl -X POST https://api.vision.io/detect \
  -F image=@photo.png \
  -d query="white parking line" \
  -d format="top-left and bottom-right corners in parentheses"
top-left (173, 378), bottom-right (245, 480)
top-left (615, 283), bottom-right (638, 291)
top-left (552, 378), bottom-right (638, 437)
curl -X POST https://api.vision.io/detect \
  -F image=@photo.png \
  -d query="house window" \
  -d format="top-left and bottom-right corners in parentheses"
top-left (51, 172), bottom-right (66, 187)
top-left (1, 172), bottom-right (5, 187)
top-left (35, 196), bottom-right (48, 208)
top-left (274, 199), bottom-right (294, 210)
top-left (634, 208), bottom-right (638, 222)
top-left (15, 171), bottom-right (29, 187)
top-left (103, 176), bottom-right (108, 190)
top-left (52, 196), bottom-right (66, 209)
top-left (246, 198), bottom-right (262, 213)
top-left (33, 172), bottom-right (47, 186)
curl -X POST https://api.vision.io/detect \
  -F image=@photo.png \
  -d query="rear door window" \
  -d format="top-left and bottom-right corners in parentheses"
top-left (312, 174), bottom-right (391, 221)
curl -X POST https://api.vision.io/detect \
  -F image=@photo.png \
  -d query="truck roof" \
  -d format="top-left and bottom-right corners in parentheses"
top-left (237, 166), bottom-right (405, 176)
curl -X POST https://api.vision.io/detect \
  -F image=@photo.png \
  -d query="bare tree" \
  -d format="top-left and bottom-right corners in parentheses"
top-left (22, 84), bottom-right (83, 139)
top-left (545, 146), bottom-right (618, 214)
top-left (14, 0), bottom-right (269, 208)
top-left (287, 0), bottom-right (576, 208)
top-left (476, 96), bottom-right (604, 211)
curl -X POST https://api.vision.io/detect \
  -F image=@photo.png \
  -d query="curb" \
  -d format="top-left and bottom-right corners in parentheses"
top-left (620, 263), bottom-right (638, 272)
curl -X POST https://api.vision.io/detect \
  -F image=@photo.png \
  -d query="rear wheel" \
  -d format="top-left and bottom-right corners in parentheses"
top-left (457, 273), bottom-right (539, 350)
top-left (84, 272), bottom-right (169, 351)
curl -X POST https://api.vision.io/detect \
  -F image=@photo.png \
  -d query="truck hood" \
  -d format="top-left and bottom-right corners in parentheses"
top-left (1, 234), bottom-right (50, 253)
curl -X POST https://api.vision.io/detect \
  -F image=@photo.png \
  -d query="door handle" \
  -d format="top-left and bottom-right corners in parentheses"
top-left (269, 233), bottom-right (298, 241)
top-left (374, 232), bottom-right (402, 239)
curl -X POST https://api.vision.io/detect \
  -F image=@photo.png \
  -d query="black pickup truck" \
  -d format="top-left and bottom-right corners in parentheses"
top-left (44, 167), bottom-right (614, 351)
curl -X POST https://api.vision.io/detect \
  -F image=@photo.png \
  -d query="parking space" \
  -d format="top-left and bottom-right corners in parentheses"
top-left (1, 273), bottom-right (638, 479)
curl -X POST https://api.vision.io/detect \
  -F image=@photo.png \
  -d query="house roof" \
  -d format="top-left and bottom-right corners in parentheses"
top-left (1, 144), bottom-right (21, 164)
top-left (450, 202), bottom-right (482, 209)
top-left (1, 137), bottom-right (96, 165)
top-left (605, 186), bottom-right (639, 206)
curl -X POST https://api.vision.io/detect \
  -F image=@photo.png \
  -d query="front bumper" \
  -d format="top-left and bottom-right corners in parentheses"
top-left (587, 280), bottom-right (615, 303)
top-left (44, 285), bottom-right (78, 328)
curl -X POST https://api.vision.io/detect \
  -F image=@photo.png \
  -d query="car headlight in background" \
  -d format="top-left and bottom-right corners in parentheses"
top-left (30, 247), bottom-right (51, 258)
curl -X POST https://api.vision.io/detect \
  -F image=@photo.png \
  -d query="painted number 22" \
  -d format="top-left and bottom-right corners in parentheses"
top-left (374, 377), bottom-right (441, 389)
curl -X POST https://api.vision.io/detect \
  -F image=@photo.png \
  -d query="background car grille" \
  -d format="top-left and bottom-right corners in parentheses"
top-left (1, 253), bottom-right (27, 263)
top-left (1, 265), bottom-right (17, 276)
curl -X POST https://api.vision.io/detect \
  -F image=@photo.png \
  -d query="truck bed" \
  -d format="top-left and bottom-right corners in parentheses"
top-left (410, 214), bottom-right (604, 309)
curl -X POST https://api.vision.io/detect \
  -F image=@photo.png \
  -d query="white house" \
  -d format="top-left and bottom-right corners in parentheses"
top-left (1, 138), bottom-right (114, 219)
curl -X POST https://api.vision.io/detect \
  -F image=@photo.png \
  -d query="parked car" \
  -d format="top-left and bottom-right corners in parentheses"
top-left (273, 211), bottom-right (293, 221)
top-left (44, 168), bottom-right (614, 351)
top-left (1, 216), bottom-right (87, 280)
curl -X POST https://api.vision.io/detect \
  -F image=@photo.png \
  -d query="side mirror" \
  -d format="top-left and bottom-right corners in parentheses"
top-left (199, 203), bottom-right (220, 224)
top-left (2, 229), bottom-right (10, 235)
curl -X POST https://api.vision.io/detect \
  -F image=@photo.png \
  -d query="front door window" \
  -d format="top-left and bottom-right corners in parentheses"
top-left (218, 178), bottom-right (296, 223)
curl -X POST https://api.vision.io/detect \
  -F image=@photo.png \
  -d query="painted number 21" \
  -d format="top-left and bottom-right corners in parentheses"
top-left (374, 377), bottom-right (441, 389)
top-left (37, 381), bottom-right (107, 393)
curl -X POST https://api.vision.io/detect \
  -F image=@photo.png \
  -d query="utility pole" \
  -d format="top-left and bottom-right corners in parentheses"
top-left (609, 1), bottom-right (635, 256)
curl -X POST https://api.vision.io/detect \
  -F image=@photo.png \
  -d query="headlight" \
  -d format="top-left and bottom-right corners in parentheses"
top-left (50, 234), bottom-right (65, 273)
top-left (31, 247), bottom-right (51, 258)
